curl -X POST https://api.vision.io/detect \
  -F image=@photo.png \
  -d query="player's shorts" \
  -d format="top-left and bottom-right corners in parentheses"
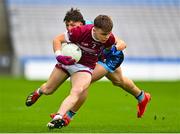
top-left (55, 63), bottom-right (93, 76)
top-left (98, 51), bottom-right (124, 73)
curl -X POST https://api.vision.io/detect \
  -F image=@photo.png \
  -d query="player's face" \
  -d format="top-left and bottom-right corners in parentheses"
top-left (93, 27), bottom-right (111, 43)
top-left (65, 21), bottom-right (83, 31)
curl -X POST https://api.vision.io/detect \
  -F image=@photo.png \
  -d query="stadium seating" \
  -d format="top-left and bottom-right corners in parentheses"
top-left (6, 0), bottom-right (180, 80)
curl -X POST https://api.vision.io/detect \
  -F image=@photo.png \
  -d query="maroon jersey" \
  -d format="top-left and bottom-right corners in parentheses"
top-left (65, 24), bottom-right (115, 69)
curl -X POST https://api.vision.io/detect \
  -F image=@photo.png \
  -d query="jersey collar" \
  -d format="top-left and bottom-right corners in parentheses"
top-left (91, 27), bottom-right (100, 42)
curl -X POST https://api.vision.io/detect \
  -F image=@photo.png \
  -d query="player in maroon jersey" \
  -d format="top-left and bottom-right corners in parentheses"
top-left (46, 15), bottom-right (128, 129)
top-left (25, 9), bottom-right (151, 129)
top-left (60, 8), bottom-right (150, 121)
top-left (25, 14), bottom-right (124, 129)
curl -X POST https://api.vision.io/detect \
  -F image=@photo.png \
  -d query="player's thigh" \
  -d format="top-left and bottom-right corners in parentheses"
top-left (91, 63), bottom-right (108, 82)
top-left (45, 67), bottom-right (69, 90)
top-left (106, 67), bottom-right (123, 82)
top-left (70, 72), bottom-right (92, 93)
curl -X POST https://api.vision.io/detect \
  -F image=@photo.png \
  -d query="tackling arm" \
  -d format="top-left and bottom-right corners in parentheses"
top-left (53, 34), bottom-right (67, 55)
top-left (53, 34), bottom-right (76, 65)
top-left (114, 36), bottom-right (126, 51)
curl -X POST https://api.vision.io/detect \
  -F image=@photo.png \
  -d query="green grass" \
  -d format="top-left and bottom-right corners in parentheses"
top-left (0, 76), bottom-right (180, 133)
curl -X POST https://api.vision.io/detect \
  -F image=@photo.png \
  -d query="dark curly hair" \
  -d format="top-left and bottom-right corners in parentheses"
top-left (64, 8), bottom-right (85, 25)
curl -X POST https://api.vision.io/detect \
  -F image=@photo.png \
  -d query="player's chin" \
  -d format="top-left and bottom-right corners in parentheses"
top-left (101, 40), bottom-right (107, 43)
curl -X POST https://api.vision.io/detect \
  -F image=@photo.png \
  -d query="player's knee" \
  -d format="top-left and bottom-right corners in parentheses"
top-left (70, 87), bottom-right (85, 97)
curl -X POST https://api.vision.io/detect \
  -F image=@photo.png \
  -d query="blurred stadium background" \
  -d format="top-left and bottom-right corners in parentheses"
top-left (0, 0), bottom-right (179, 80)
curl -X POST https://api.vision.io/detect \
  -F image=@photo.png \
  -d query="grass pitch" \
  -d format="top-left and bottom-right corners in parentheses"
top-left (0, 76), bottom-right (180, 133)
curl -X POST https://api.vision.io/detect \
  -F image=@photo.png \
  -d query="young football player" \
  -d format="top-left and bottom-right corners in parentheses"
top-left (25, 8), bottom-right (151, 129)
top-left (47, 8), bottom-right (151, 128)
top-left (26, 14), bottom-right (126, 128)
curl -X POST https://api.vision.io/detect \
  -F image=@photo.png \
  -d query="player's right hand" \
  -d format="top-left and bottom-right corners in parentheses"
top-left (56, 55), bottom-right (76, 65)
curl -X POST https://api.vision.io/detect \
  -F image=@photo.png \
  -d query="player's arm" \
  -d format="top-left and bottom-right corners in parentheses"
top-left (53, 34), bottom-right (67, 55)
top-left (103, 35), bottom-right (126, 52)
top-left (114, 36), bottom-right (126, 51)
top-left (53, 33), bottom-right (76, 65)
top-left (103, 35), bottom-right (126, 56)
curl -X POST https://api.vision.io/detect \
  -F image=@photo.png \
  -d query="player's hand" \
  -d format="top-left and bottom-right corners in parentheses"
top-left (56, 55), bottom-right (76, 65)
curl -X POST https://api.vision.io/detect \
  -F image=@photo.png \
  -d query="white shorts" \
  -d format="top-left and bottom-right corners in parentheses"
top-left (55, 63), bottom-right (93, 76)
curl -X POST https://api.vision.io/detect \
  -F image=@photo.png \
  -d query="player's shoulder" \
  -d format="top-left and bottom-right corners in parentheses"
top-left (75, 24), bottom-right (93, 35)
top-left (71, 24), bottom-right (93, 33)
top-left (81, 24), bottom-right (93, 31)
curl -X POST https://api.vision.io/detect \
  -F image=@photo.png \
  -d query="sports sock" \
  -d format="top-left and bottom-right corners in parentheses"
top-left (136, 91), bottom-right (145, 102)
top-left (37, 88), bottom-right (43, 95)
top-left (66, 110), bottom-right (76, 119)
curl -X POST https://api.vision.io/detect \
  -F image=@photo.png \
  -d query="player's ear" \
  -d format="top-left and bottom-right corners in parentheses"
top-left (92, 27), bottom-right (96, 33)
